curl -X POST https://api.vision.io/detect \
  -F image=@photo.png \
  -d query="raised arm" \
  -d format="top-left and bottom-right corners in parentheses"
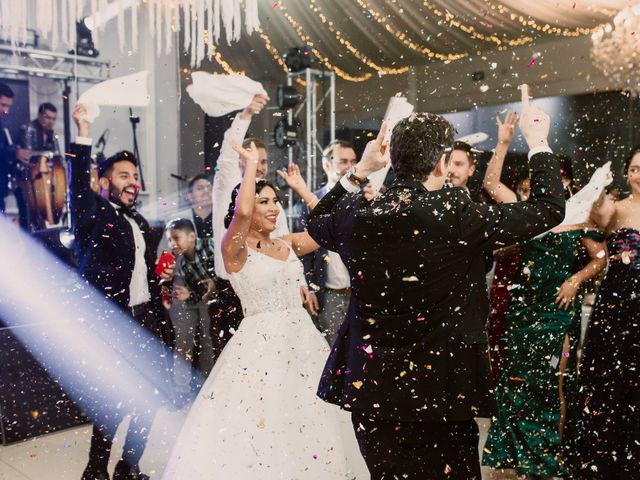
top-left (212, 93), bottom-right (269, 278)
top-left (460, 85), bottom-right (565, 250)
top-left (483, 111), bottom-right (518, 203)
top-left (221, 141), bottom-right (259, 274)
top-left (307, 124), bottom-right (389, 251)
top-left (68, 104), bottom-right (98, 234)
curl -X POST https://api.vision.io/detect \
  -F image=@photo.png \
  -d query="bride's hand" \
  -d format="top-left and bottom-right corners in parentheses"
top-left (230, 140), bottom-right (259, 172)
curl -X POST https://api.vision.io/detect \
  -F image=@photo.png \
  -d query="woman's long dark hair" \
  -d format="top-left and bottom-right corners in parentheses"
top-left (223, 180), bottom-right (279, 229)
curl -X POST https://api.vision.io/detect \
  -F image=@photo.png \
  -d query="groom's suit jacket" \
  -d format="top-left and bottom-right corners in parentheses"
top-left (307, 151), bottom-right (565, 422)
top-left (68, 142), bottom-right (161, 315)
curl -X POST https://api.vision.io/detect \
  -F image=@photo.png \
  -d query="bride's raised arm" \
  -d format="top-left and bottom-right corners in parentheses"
top-left (222, 141), bottom-right (259, 274)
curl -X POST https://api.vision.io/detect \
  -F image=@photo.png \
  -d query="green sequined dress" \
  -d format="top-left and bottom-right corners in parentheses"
top-left (483, 229), bottom-right (603, 477)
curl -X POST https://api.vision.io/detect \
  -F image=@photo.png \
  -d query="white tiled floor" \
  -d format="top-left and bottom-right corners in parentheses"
top-left (1, 410), bottom-right (498, 480)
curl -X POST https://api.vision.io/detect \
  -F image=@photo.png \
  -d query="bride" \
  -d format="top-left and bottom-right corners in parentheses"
top-left (162, 141), bottom-right (367, 479)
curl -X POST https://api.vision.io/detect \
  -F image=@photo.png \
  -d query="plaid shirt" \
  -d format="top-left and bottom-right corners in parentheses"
top-left (174, 237), bottom-right (217, 304)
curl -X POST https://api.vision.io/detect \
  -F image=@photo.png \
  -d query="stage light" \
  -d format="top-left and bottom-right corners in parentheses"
top-left (74, 19), bottom-right (99, 58)
top-left (0, 215), bottom-right (190, 427)
top-left (273, 118), bottom-right (298, 149)
top-left (276, 85), bottom-right (303, 110)
top-left (282, 46), bottom-right (313, 73)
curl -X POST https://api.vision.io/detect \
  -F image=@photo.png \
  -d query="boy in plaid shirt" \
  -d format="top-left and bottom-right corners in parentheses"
top-left (165, 218), bottom-right (217, 309)
top-left (164, 218), bottom-right (218, 398)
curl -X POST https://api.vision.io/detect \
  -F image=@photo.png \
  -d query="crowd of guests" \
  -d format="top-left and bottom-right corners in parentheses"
top-left (3, 77), bottom-right (636, 479)
top-left (153, 93), bottom-right (637, 479)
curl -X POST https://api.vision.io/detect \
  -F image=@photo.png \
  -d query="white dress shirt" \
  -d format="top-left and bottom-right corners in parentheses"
top-left (109, 202), bottom-right (151, 307)
top-left (324, 249), bottom-right (351, 290)
top-left (212, 113), bottom-right (289, 280)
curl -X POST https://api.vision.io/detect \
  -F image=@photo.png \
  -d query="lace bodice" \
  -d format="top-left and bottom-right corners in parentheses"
top-left (228, 241), bottom-right (306, 317)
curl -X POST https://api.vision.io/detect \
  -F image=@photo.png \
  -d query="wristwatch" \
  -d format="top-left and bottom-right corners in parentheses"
top-left (346, 167), bottom-right (367, 187)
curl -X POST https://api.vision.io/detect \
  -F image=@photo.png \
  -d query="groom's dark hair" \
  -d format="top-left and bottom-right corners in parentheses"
top-left (390, 113), bottom-right (455, 181)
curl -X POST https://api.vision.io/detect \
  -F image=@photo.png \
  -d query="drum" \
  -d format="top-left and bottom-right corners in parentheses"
top-left (27, 154), bottom-right (67, 226)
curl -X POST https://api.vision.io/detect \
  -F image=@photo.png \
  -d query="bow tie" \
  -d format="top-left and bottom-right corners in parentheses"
top-left (111, 202), bottom-right (136, 218)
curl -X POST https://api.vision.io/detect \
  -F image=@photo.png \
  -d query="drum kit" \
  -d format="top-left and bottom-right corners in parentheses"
top-left (14, 149), bottom-right (100, 230)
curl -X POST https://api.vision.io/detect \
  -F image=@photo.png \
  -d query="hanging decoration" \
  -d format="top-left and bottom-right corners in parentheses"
top-left (0, 0), bottom-right (259, 67)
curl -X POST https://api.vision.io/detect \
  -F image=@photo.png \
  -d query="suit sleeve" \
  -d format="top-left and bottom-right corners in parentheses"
top-left (457, 151), bottom-right (566, 250)
top-left (307, 177), bottom-right (359, 252)
top-left (67, 142), bottom-right (98, 236)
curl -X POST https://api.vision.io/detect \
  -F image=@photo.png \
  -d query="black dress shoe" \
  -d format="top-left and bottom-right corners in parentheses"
top-left (113, 459), bottom-right (149, 480)
top-left (81, 463), bottom-right (110, 480)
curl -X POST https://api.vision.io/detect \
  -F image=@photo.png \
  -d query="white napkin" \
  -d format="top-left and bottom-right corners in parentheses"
top-left (368, 97), bottom-right (414, 192)
top-left (78, 71), bottom-right (150, 123)
top-left (186, 72), bottom-right (267, 117)
top-left (536, 161), bottom-right (613, 238)
top-left (560, 161), bottom-right (613, 227)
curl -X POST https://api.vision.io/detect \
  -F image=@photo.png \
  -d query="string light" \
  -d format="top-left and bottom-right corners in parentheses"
top-left (273, 3), bottom-right (372, 82)
top-left (420, 1), bottom-right (534, 48)
top-left (306, 0), bottom-right (409, 75)
top-left (482, 1), bottom-right (610, 37)
top-left (202, 1), bottom-right (614, 84)
top-left (203, 30), bottom-right (245, 75)
top-left (354, 0), bottom-right (468, 62)
top-left (256, 28), bottom-right (290, 74)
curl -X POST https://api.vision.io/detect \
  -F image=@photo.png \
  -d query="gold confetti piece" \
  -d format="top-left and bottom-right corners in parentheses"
top-left (621, 251), bottom-right (631, 264)
top-left (399, 371), bottom-right (407, 377)
top-left (352, 381), bottom-right (363, 389)
top-left (257, 418), bottom-right (265, 429)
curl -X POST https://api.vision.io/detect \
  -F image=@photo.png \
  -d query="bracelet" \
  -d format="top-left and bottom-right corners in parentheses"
top-left (306, 196), bottom-right (319, 208)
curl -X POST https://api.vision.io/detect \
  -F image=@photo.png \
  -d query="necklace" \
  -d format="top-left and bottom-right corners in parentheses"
top-left (256, 240), bottom-right (279, 252)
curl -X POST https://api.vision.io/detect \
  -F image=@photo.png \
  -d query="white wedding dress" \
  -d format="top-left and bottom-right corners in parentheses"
top-left (162, 240), bottom-right (367, 479)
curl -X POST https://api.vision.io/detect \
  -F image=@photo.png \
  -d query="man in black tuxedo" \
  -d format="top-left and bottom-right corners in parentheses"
top-left (307, 85), bottom-right (566, 479)
top-left (69, 104), bottom-right (164, 480)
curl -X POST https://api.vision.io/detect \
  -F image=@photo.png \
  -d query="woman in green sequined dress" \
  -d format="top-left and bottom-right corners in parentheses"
top-left (483, 155), bottom-right (607, 478)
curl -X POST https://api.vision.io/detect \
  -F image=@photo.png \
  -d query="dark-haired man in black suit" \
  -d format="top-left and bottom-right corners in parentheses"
top-left (69, 104), bottom-right (164, 480)
top-left (307, 85), bottom-right (566, 479)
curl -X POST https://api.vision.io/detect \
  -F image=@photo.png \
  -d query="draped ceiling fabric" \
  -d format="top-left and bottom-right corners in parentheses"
top-left (207, 0), bottom-right (632, 84)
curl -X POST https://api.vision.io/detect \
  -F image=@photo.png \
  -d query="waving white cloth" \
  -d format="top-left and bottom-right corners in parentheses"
top-left (560, 161), bottom-right (613, 227)
top-left (78, 71), bottom-right (150, 123)
top-left (536, 161), bottom-right (612, 238)
top-left (186, 72), bottom-right (267, 117)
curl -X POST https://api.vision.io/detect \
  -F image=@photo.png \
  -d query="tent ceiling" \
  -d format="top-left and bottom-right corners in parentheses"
top-left (206, 0), bottom-right (630, 83)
